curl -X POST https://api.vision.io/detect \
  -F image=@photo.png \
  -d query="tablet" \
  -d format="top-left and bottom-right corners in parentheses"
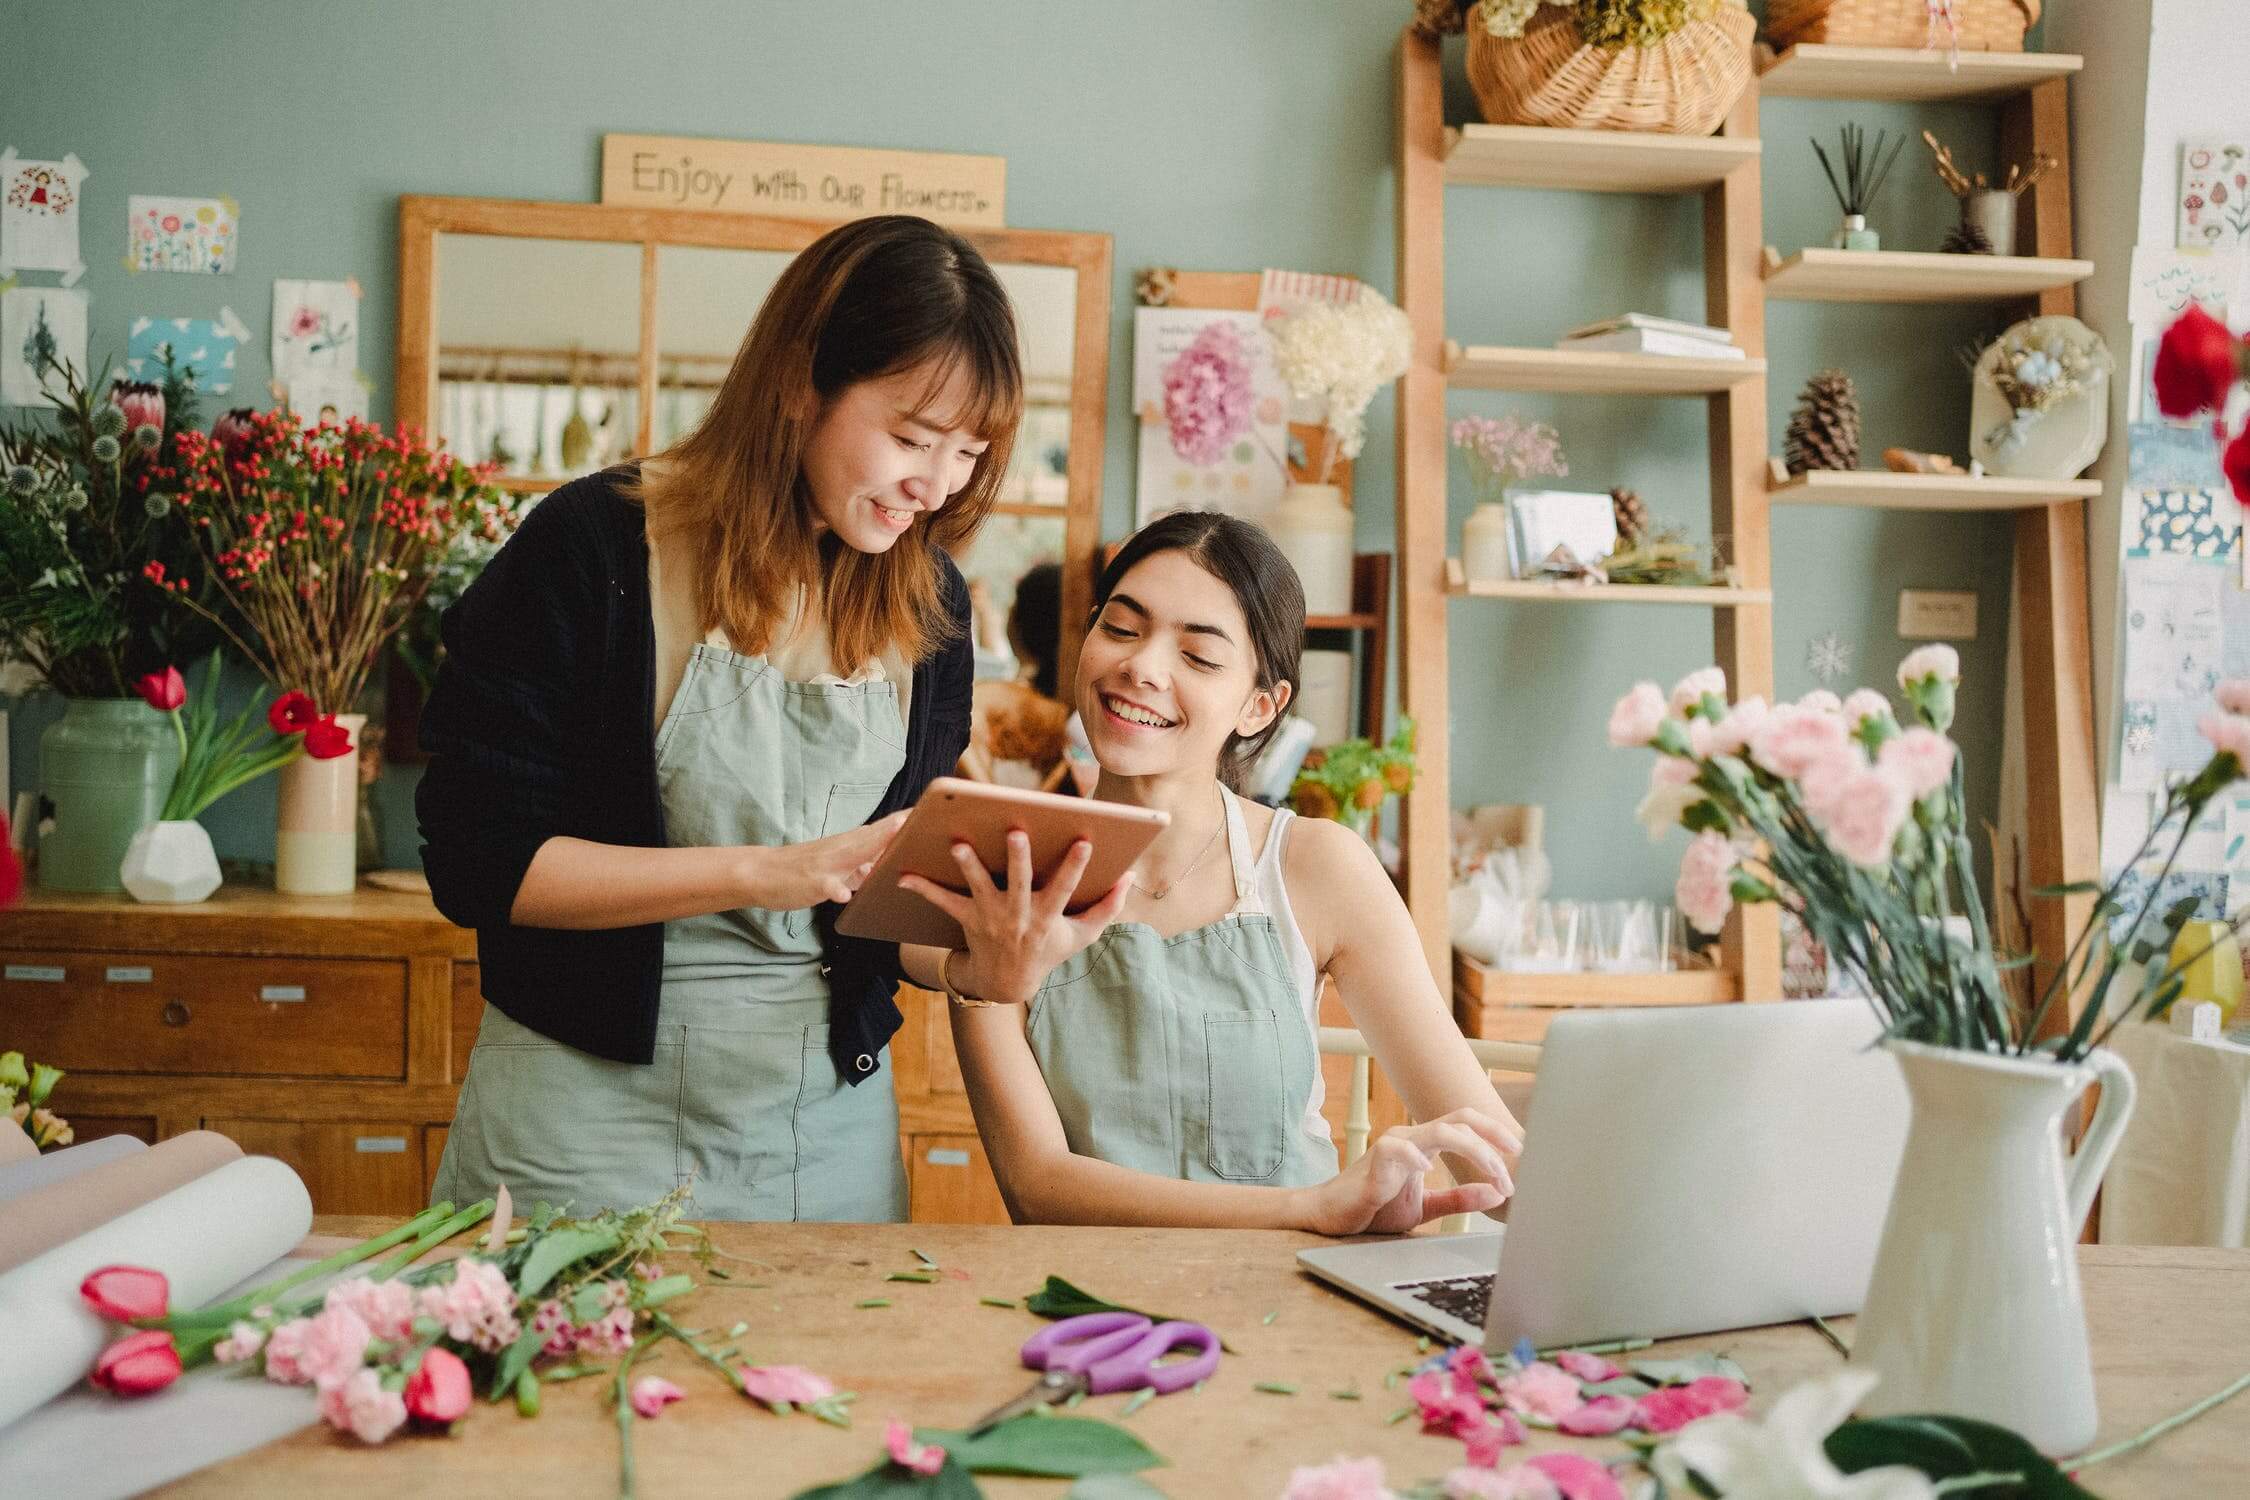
top-left (835, 777), bottom-right (1170, 949)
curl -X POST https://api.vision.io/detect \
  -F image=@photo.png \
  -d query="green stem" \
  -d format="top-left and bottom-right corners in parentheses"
top-left (161, 1204), bottom-right (455, 1329)
top-left (2070, 1364), bottom-right (2250, 1470)
top-left (612, 1330), bottom-right (661, 1500)
top-left (363, 1198), bottom-right (497, 1285)
top-left (650, 1311), bottom-right (747, 1392)
top-left (1807, 1314), bottom-right (1851, 1358)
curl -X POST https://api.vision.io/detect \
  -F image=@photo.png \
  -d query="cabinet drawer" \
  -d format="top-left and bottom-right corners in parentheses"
top-left (206, 1118), bottom-right (426, 1217)
top-left (1, 951), bottom-right (408, 1079)
top-left (905, 1132), bottom-right (1011, 1225)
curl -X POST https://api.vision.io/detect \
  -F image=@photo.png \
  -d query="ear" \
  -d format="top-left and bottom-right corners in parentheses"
top-left (1235, 678), bottom-right (1291, 740)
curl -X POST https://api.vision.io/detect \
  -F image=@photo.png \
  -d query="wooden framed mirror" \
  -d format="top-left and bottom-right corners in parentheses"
top-left (391, 195), bottom-right (1111, 753)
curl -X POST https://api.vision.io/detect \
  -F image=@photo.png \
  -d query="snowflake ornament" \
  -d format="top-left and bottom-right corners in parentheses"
top-left (1806, 632), bottom-right (1853, 684)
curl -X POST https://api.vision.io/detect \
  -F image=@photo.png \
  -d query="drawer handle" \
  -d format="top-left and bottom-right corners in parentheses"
top-left (354, 1136), bottom-right (408, 1154)
top-left (5, 965), bottom-right (65, 983)
top-left (259, 985), bottom-right (308, 1003)
top-left (925, 1148), bottom-right (971, 1167)
top-left (106, 966), bottom-right (153, 984)
top-left (162, 1001), bottom-right (191, 1028)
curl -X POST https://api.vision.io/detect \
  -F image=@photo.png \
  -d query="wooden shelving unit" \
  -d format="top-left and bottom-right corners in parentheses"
top-left (1771, 467), bottom-right (2103, 512)
top-left (1395, 28), bottom-right (1781, 1051)
top-left (1758, 44), bottom-right (2082, 103)
top-left (1755, 52), bottom-right (2099, 1026)
top-left (1763, 246), bottom-right (2093, 304)
top-left (1445, 341), bottom-right (1764, 395)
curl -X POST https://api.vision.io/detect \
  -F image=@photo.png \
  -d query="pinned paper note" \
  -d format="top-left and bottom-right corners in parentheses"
top-left (271, 277), bottom-right (358, 387)
top-left (2178, 140), bottom-right (2250, 254)
top-left (125, 308), bottom-right (251, 392)
top-left (0, 150), bottom-right (88, 286)
top-left (282, 370), bottom-right (370, 423)
top-left (0, 284), bottom-right (87, 406)
top-left (126, 194), bottom-right (237, 274)
top-left (2128, 244), bottom-right (2241, 329)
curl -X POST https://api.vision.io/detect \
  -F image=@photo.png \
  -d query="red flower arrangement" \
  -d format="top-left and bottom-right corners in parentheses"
top-left (168, 410), bottom-right (516, 713)
top-left (2153, 302), bottom-right (2250, 505)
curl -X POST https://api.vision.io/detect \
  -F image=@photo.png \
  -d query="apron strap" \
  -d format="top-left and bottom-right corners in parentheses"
top-left (1220, 786), bottom-right (1259, 912)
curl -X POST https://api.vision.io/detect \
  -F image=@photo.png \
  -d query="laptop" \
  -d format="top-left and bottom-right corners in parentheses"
top-left (1297, 1000), bottom-right (1909, 1351)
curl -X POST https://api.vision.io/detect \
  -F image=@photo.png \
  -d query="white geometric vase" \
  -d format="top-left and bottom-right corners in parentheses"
top-left (119, 820), bottom-right (223, 904)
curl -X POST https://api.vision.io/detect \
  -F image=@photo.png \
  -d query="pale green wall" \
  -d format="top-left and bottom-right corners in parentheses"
top-left (4, 0), bottom-right (2053, 900)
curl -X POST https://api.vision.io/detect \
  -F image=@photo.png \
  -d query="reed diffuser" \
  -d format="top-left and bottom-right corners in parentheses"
top-left (1813, 124), bottom-right (1908, 252)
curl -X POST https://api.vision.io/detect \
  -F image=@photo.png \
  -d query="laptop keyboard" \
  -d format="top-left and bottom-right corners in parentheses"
top-left (1395, 1273), bottom-right (1494, 1329)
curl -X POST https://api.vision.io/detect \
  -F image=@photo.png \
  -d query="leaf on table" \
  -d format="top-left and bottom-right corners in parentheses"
top-left (1022, 1276), bottom-right (1230, 1351)
top-left (916, 1414), bottom-right (1163, 1478)
top-left (1826, 1415), bottom-right (2098, 1499)
top-left (515, 1223), bottom-right (622, 1300)
top-left (789, 1454), bottom-right (986, 1499)
top-left (1578, 1375), bottom-right (1656, 1399)
top-left (1631, 1353), bottom-right (1749, 1388)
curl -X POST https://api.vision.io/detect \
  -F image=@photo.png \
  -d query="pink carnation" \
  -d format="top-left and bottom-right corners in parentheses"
top-left (1670, 668), bottom-right (1727, 716)
top-left (1897, 644), bottom-right (1960, 688)
top-left (1409, 1369), bottom-right (1488, 1436)
top-left (1632, 1374), bottom-right (1749, 1434)
top-left (1799, 689), bottom-right (1844, 714)
top-left (1841, 688), bottom-right (1891, 724)
top-left (1818, 762), bottom-right (1913, 867)
top-left (292, 1304), bottom-right (373, 1392)
top-left (260, 1317), bottom-right (312, 1385)
top-left (1446, 1344), bottom-right (1494, 1385)
top-left (1675, 829), bottom-right (1736, 936)
top-left (2200, 711), bottom-right (2250, 767)
top-left (2217, 678), bottom-right (2250, 715)
top-left (1495, 1360), bottom-right (1583, 1423)
top-left (1705, 695), bottom-right (1768, 758)
top-left (884, 1416), bottom-right (948, 1477)
top-left (1524, 1453), bottom-right (1627, 1500)
top-left (214, 1321), bottom-right (266, 1364)
top-left (574, 1303), bottom-right (636, 1358)
top-left (317, 1366), bottom-right (407, 1445)
top-left (1796, 745), bottom-right (1868, 823)
top-left (414, 1257), bottom-right (521, 1353)
top-left (531, 1298), bottom-right (577, 1357)
top-left (1444, 1464), bottom-right (1559, 1499)
top-left (324, 1276), bottom-right (417, 1343)
top-left (1878, 727), bottom-right (1957, 799)
top-left (1750, 704), bottom-right (1851, 779)
top-left (1607, 681), bottom-right (1668, 747)
top-left (1557, 1394), bottom-right (1635, 1435)
top-left (630, 1375), bottom-right (685, 1418)
top-left (1552, 1349), bottom-right (1620, 1383)
top-left (741, 1363), bottom-right (837, 1405)
top-left (1460, 1410), bottom-right (1528, 1467)
top-left (1285, 1456), bottom-right (1400, 1500)
top-left (1162, 322), bottom-right (1254, 466)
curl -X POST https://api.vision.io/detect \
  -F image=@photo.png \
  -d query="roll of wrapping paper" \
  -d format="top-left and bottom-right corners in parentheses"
top-left (0, 1134), bottom-right (144, 1205)
top-left (0, 1131), bottom-right (245, 1275)
top-left (0, 1155), bottom-right (312, 1431)
top-left (0, 1121), bottom-right (36, 1165)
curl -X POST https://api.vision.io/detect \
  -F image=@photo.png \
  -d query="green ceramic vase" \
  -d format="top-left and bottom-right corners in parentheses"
top-left (36, 697), bottom-right (181, 893)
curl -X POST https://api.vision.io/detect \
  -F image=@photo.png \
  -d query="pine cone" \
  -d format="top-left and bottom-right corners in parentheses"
top-left (1941, 217), bottom-right (1994, 255)
top-left (1610, 486), bottom-right (1648, 544)
top-left (1784, 370), bottom-right (1861, 475)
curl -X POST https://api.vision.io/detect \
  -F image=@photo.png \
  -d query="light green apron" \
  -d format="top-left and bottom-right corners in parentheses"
top-left (434, 631), bottom-right (910, 1222)
top-left (1025, 790), bottom-right (1339, 1187)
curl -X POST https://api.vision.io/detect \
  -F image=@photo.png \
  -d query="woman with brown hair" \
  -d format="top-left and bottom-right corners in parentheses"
top-left (419, 215), bottom-right (1023, 1221)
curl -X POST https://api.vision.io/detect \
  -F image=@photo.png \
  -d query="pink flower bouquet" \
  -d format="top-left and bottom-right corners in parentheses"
top-left (1611, 648), bottom-right (2250, 1061)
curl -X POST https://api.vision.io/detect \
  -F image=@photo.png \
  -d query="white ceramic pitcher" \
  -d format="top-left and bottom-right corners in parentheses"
top-left (1851, 1038), bottom-right (2137, 1456)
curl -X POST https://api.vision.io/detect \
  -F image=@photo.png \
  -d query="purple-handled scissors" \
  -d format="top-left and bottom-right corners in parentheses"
top-left (964, 1311), bottom-right (1221, 1436)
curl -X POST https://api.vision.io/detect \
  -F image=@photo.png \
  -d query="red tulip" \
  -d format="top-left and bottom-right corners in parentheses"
top-left (81, 1264), bottom-right (171, 1322)
top-left (2153, 302), bottom-right (2247, 419)
top-left (403, 1346), bottom-right (472, 1425)
top-left (0, 816), bottom-right (20, 910)
top-left (303, 715), bottom-right (354, 760)
top-left (108, 379), bottom-right (166, 435)
top-left (267, 691), bottom-right (319, 735)
top-left (90, 1329), bottom-right (182, 1396)
top-left (133, 667), bottom-right (186, 714)
top-left (2226, 422), bottom-right (2250, 508)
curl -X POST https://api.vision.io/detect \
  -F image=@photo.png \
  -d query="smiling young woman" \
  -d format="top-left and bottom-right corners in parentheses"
top-left (416, 215), bottom-right (1023, 1224)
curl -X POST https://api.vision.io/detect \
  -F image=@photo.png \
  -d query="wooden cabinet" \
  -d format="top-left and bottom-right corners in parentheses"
top-left (205, 1118), bottom-right (430, 1217)
top-left (889, 984), bottom-right (1010, 1223)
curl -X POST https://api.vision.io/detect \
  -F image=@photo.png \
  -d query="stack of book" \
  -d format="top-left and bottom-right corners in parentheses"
top-left (1556, 314), bottom-right (1744, 360)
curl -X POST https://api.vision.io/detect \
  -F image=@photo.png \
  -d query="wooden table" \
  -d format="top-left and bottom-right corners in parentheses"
top-left (160, 1224), bottom-right (2249, 1497)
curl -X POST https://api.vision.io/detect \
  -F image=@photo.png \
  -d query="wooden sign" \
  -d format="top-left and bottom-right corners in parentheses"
top-left (600, 134), bottom-right (1005, 227)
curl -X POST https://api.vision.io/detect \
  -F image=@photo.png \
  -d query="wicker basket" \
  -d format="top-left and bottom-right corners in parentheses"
top-left (1766, 0), bottom-right (2039, 53)
top-left (1465, 3), bottom-right (1757, 137)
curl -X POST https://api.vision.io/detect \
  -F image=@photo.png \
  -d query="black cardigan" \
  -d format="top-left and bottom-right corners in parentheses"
top-left (414, 467), bottom-right (973, 1084)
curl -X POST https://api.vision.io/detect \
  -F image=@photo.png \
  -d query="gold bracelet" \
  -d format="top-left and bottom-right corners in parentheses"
top-left (941, 948), bottom-right (1000, 1008)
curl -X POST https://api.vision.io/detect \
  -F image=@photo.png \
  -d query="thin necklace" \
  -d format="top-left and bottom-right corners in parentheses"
top-left (1144, 786), bottom-right (1226, 901)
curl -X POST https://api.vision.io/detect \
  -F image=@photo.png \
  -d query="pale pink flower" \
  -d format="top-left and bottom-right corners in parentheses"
top-left (2200, 710), bottom-right (2250, 767)
top-left (414, 1257), bottom-right (521, 1353)
top-left (531, 1297), bottom-right (577, 1357)
top-left (1284, 1455), bottom-right (1399, 1500)
top-left (317, 1366), bottom-right (407, 1445)
top-left (1841, 688), bottom-right (1891, 724)
top-left (1676, 830), bottom-right (1737, 936)
top-left (1897, 644), bottom-right (1960, 688)
top-left (1460, 1410), bottom-right (1528, 1467)
top-left (1446, 1345), bottom-right (1493, 1385)
top-left (1557, 1395), bottom-right (1635, 1436)
top-left (1637, 757), bottom-right (1703, 841)
top-left (1409, 1369), bottom-right (1488, 1436)
top-left (574, 1303), bottom-right (636, 1358)
top-left (260, 1317), bottom-right (313, 1385)
top-left (214, 1321), bottom-right (266, 1364)
top-left (1878, 727), bottom-right (1957, 799)
top-left (884, 1416), bottom-right (948, 1477)
top-left (1749, 704), bottom-right (1851, 780)
top-left (2217, 678), bottom-right (2250, 715)
top-left (324, 1276), bottom-right (416, 1343)
top-left (1820, 763), bottom-right (1913, 867)
top-left (1798, 689), bottom-right (1844, 714)
top-left (1685, 716), bottom-right (1717, 758)
top-left (1495, 1361), bottom-right (1583, 1423)
top-left (295, 1303), bottom-right (373, 1392)
top-left (1633, 1374), bottom-right (1750, 1434)
top-left (1524, 1452), bottom-right (1627, 1500)
top-left (1706, 695), bottom-right (1769, 758)
top-left (1796, 745), bottom-right (1869, 824)
top-left (1444, 1467), bottom-right (1560, 1500)
top-left (740, 1364), bottom-right (837, 1405)
top-left (1607, 681), bottom-right (1667, 747)
top-left (1669, 668), bottom-right (1728, 716)
top-left (630, 1375), bottom-right (685, 1418)
top-left (1552, 1349), bottom-right (1620, 1383)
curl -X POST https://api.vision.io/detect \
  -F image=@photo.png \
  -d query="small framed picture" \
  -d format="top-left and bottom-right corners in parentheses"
top-left (1507, 490), bottom-right (1618, 578)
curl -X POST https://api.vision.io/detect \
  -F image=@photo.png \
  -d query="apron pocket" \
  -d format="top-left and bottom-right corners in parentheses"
top-left (1204, 1012), bottom-right (1289, 1181)
top-left (676, 1022), bottom-right (809, 1219)
top-left (786, 779), bottom-right (897, 937)
top-left (792, 1026), bottom-right (908, 1222)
